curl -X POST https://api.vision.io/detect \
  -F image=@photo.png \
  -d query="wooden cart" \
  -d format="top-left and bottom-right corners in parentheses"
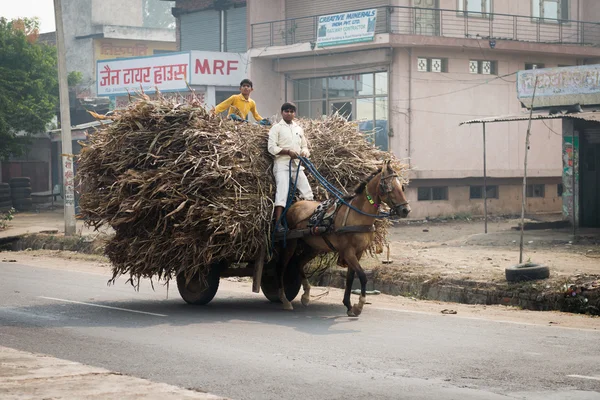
top-left (175, 227), bottom-right (325, 305)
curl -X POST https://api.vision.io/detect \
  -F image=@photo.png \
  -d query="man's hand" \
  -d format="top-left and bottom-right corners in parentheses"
top-left (287, 150), bottom-right (299, 159)
top-left (259, 118), bottom-right (271, 126)
top-left (300, 150), bottom-right (309, 158)
top-left (229, 114), bottom-right (242, 121)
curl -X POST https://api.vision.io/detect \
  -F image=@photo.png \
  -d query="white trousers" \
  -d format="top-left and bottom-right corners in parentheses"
top-left (274, 163), bottom-right (314, 207)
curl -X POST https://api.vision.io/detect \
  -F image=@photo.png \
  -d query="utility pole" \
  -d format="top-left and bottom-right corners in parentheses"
top-left (54, 0), bottom-right (76, 236)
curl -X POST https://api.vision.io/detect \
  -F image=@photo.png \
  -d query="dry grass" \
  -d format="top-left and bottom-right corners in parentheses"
top-left (77, 95), bottom-right (408, 286)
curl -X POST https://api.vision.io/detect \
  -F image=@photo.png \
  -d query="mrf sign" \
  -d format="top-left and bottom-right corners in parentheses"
top-left (190, 51), bottom-right (246, 86)
top-left (517, 64), bottom-right (600, 109)
top-left (97, 51), bottom-right (247, 96)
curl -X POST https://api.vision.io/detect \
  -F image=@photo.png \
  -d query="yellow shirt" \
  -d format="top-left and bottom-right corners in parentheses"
top-left (214, 94), bottom-right (263, 121)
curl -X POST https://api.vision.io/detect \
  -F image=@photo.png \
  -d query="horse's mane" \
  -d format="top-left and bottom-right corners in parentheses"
top-left (343, 167), bottom-right (382, 200)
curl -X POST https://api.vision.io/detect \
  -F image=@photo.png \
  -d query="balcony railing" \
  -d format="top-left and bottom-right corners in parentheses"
top-left (251, 6), bottom-right (600, 48)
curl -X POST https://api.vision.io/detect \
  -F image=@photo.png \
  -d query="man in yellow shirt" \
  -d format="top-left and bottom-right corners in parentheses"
top-left (212, 79), bottom-right (270, 125)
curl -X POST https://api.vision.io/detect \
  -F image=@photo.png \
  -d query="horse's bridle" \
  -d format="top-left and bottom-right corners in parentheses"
top-left (376, 172), bottom-right (409, 215)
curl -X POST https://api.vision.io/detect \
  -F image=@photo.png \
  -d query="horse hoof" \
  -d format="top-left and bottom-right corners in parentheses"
top-left (301, 295), bottom-right (310, 307)
top-left (351, 305), bottom-right (363, 317)
top-left (283, 303), bottom-right (294, 311)
top-left (347, 310), bottom-right (357, 317)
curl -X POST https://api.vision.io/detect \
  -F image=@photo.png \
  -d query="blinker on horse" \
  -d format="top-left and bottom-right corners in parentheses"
top-left (276, 160), bottom-right (410, 317)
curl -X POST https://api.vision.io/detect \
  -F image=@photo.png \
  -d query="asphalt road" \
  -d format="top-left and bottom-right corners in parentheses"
top-left (1, 261), bottom-right (599, 400)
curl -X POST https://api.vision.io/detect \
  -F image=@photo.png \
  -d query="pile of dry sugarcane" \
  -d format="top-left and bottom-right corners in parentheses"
top-left (77, 95), bottom-right (408, 285)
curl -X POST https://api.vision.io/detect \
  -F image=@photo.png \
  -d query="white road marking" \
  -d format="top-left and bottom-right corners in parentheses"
top-left (38, 296), bottom-right (167, 317)
top-left (567, 375), bottom-right (600, 382)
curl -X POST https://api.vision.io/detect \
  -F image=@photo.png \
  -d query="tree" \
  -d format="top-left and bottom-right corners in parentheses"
top-left (143, 0), bottom-right (176, 29)
top-left (0, 17), bottom-right (58, 159)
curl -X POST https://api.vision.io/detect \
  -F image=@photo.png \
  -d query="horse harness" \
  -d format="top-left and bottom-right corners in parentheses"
top-left (306, 172), bottom-right (404, 252)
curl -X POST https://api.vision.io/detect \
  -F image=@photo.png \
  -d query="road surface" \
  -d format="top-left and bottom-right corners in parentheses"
top-left (1, 260), bottom-right (599, 400)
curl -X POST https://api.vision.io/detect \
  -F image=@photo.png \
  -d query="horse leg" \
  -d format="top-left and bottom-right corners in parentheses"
top-left (342, 263), bottom-right (356, 316)
top-left (295, 247), bottom-right (318, 307)
top-left (344, 252), bottom-right (368, 317)
top-left (277, 240), bottom-right (297, 311)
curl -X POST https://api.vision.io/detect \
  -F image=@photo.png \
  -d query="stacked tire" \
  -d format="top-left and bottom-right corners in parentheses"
top-left (0, 182), bottom-right (12, 212)
top-left (10, 177), bottom-right (33, 212)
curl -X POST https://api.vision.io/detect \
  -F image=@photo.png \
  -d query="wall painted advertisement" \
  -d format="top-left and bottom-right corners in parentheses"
top-left (316, 9), bottom-right (377, 48)
top-left (97, 53), bottom-right (190, 96)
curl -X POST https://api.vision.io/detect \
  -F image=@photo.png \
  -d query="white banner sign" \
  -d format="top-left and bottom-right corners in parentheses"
top-left (189, 51), bottom-right (247, 86)
top-left (97, 53), bottom-right (190, 96)
top-left (317, 9), bottom-right (377, 48)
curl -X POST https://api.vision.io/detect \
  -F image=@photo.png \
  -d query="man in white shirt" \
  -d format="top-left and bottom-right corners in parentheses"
top-left (267, 102), bottom-right (314, 233)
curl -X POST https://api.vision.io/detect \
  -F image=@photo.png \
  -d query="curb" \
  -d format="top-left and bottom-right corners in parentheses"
top-left (319, 269), bottom-right (600, 314)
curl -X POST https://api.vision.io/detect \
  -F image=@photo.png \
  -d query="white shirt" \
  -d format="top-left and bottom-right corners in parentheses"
top-left (267, 119), bottom-right (310, 167)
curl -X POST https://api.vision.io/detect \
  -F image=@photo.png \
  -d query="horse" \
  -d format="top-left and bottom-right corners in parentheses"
top-left (276, 160), bottom-right (411, 317)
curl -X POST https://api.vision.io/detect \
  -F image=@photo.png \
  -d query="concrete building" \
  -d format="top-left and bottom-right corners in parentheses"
top-left (168, 0), bottom-right (600, 219)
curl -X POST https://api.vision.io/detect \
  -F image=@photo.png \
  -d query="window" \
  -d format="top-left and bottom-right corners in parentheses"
top-left (418, 187), bottom-right (448, 201)
top-left (458, 0), bottom-right (492, 16)
top-left (557, 183), bottom-right (564, 197)
top-left (525, 63), bottom-right (545, 70)
top-left (417, 57), bottom-right (448, 73)
top-left (532, 0), bottom-right (569, 21)
top-left (469, 60), bottom-right (497, 75)
top-left (470, 185), bottom-right (499, 199)
top-left (526, 184), bottom-right (545, 198)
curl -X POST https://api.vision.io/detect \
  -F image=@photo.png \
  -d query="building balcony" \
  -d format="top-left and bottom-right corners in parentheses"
top-left (251, 5), bottom-right (600, 50)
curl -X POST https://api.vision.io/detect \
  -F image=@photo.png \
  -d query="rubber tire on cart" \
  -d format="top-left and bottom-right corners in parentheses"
top-left (176, 261), bottom-right (226, 305)
top-left (505, 263), bottom-right (550, 282)
top-left (261, 258), bottom-right (302, 303)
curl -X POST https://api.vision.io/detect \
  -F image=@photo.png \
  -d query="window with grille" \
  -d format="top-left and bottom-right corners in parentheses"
top-left (469, 60), bottom-right (497, 75)
top-left (532, 0), bottom-right (569, 21)
top-left (418, 187), bottom-right (449, 201)
top-left (525, 63), bottom-right (545, 70)
top-left (417, 57), bottom-right (448, 73)
top-left (469, 185), bottom-right (498, 199)
top-left (457, 0), bottom-right (492, 16)
top-left (557, 184), bottom-right (564, 197)
top-left (526, 184), bottom-right (545, 198)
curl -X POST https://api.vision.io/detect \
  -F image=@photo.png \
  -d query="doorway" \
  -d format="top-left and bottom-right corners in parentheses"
top-left (413, 0), bottom-right (440, 36)
top-left (580, 127), bottom-right (600, 227)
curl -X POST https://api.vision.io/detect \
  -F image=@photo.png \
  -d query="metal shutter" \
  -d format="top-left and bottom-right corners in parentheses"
top-left (285, 0), bottom-right (389, 19)
top-left (226, 6), bottom-right (247, 52)
top-left (181, 10), bottom-right (220, 52)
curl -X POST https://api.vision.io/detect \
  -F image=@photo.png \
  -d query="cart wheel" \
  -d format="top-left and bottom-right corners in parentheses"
top-left (176, 261), bottom-right (225, 305)
top-left (261, 259), bottom-right (302, 303)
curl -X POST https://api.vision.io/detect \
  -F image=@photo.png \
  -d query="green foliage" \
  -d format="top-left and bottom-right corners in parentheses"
top-left (0, 207), bottom-right (15, 231)
top-left (143, 0), bottom-right (175, 29)
top-left (0, 17), bottom-right (58, 159)
top-left (67, 71), bottom-right (83, 87)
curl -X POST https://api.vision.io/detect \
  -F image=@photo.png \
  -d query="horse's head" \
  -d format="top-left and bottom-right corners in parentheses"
top-left (378, 161), bottom-right (411, 218)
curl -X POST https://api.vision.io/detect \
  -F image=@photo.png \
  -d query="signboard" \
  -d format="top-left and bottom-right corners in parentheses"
top-left (316, 9), bottom-right (377, 48)
top-left (189, 51), bottom-right (247, 86)
top-left (517, 64), bottom-right (600, 108)
top-left (94, 38), bottom-right (177, 61)
top-left (97, 53), bottom-right (190, 96)
top-left (328, 75), bottom-right (363, 92)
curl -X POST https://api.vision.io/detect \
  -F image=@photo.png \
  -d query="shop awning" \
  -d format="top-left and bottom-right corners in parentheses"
top-left (459, 110), bottom-right (600, 125)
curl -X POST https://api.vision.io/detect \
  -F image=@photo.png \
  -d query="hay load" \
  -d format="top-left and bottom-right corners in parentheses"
top-left (77, 95), bottom-right (406, 284)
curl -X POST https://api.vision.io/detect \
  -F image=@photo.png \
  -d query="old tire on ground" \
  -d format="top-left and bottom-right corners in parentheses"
top-left (505, 263), bottom-right (550, 282)
top-left (261, 258), bottom-right (302, 303)
top-left (0, 188), bottom-right (10, 197)
top-left (176, 261), bottom-right (226, 305)
top-left (0, 182), bottom-right (9, 189)
top-left (12, 198), bottom-right (33, 211)
top-left (0, 200), bottom-right (13, 208)
top-left (11, 187), bottom-right (32, 198)
top-left (9, 178), bottom-right (31, 188)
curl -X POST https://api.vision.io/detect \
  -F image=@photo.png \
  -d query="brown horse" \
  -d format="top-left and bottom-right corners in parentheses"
top-left (276, 160), bottom-right (411, 316)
